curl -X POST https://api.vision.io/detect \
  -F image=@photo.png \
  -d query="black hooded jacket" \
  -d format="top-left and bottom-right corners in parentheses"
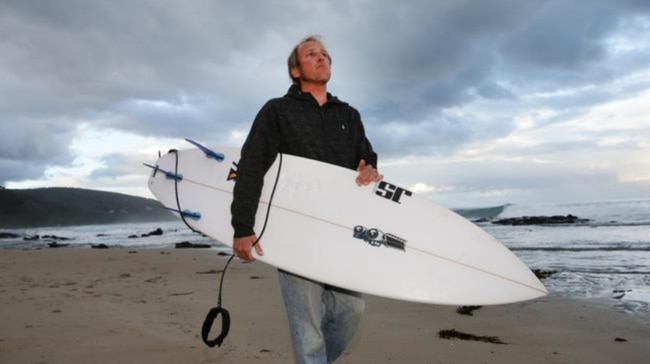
top-left (231, 85), bottom-right (378, 238)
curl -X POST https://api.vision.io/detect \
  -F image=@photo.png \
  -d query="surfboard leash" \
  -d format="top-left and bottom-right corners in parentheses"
top-left (164, 147), bottom-right (231, 347)
top-left (169, 149), bottom-right (204, 235)
top-left (201, 152), bottom-right (284, 348)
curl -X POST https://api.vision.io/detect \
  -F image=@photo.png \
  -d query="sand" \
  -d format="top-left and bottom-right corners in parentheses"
top-left (1, 249), bottom-right (648, 364)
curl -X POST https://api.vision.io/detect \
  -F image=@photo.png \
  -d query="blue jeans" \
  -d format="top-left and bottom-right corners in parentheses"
top-left (278, 270), bottom-right (365, 364)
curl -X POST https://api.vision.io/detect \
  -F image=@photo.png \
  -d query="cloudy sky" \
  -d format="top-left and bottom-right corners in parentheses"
top-left (1, 0), bottom-right (649, 207)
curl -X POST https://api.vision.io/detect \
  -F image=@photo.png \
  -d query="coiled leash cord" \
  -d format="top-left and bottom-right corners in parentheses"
top-left (199, 152), bottom-right (284, 348)
top-left (168, 149), bottom-right (227, 346)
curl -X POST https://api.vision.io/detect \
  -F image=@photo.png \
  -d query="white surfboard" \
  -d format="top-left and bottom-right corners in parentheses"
top-left (146, 141), bottom-right (547, 305)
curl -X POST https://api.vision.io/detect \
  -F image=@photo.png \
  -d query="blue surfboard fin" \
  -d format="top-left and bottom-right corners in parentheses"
top-left (143, 163), bottom-right (183, 181)
top-left (165, 207), bottom-right (201, 220)
top-left (185, 138), bottom-right (225, 162)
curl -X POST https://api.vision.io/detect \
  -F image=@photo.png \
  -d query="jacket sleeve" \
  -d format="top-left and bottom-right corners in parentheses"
top-left (231, 101), bottom-right (281, 238)
top-left (354, 109), bottom-right (378, 169)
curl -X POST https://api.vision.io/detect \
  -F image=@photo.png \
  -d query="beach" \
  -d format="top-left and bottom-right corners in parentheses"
top-left (1, 249), bottom-right (648, 364)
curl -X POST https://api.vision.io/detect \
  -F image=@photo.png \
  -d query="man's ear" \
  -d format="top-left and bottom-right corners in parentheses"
top-left (290, 66), bottom-right (300, 79)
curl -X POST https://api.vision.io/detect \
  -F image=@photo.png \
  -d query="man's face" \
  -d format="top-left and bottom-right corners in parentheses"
top-left (291, 40), bottom-right (331, 86)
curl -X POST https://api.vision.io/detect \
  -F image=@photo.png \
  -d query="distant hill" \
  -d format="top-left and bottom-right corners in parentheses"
top-left (0, 187), bottom-right (176, 228)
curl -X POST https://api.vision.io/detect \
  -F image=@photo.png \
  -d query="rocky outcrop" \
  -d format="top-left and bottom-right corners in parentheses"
top-left (141, 228), bottom-right (163, 237)
top-left (532, 269), bottom-right (558, 280)
top-left (492, 214), bottom-right (589, 225)
top-left (0, 232), bottom-right (20, 239)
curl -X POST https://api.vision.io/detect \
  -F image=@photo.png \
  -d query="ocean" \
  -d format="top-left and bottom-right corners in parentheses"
top-left (478, 199), bottom-right (650, 315)
top-left (2, 198), bottom-right (649, 315)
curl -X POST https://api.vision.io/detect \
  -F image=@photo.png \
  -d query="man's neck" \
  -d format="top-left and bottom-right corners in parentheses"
top-left (301, 83), bottom-right (328, 106)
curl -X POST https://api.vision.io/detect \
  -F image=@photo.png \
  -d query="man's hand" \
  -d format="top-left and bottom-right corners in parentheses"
top-left (356, 159), bottom-right (383, 186)
top-left (233, 234), bottom-right (263, 261)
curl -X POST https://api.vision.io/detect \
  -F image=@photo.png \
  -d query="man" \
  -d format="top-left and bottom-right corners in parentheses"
top-left (231, 35), bottom-right (382, 364)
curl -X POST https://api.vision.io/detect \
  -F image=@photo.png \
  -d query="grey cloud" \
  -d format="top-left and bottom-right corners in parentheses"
top-left (0, 0), bottom-right (296, 183)
top-left (369, 111), bottom-right (515, 159)
top-left (0, 119), bottom-right (76, 184)
top-left (0, 160), bottom-right (46, 186)
top-left (1, 0), bottom-right (650, 194)
top-left (385, 156), bottom-right (637, 207)
top-left (371, 119), bottom-right (471, 158)
top-left (474, 82), bottom-right (517, 100)
top-left (0, 1), bottom-right (298, 115)
top-left (337, 0), bottom-right (650, 150)
top-left (502, 1), bottom-right (617, 70)
top-left (89, 153), bottom-right (144, 180)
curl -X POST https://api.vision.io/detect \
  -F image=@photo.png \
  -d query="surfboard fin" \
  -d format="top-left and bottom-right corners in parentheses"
top-left (185, 138), bottom-right (225, 162)
top-left (165, 207), bottom-right (201, 220)
top-left (143, 163), bottom-right (184, 181)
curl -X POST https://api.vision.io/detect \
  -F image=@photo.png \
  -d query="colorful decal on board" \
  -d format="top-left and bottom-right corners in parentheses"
top-left (227, 161), bottom-right (238, 181)
top-left (353, 225), bottom-right (406, 251)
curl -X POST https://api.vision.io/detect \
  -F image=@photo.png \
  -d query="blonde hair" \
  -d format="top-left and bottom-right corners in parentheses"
top-left (287, 35), bottom-right (332, 85)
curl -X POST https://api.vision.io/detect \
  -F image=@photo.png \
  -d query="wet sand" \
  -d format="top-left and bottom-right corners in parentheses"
top-left (1, 249), bottom-right (648, 363)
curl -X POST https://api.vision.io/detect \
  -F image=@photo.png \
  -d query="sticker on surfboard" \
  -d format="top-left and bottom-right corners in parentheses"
top-left (353, 225), bottom-right (407, 251)
top-left (375, 181), bottom-right (412, 204)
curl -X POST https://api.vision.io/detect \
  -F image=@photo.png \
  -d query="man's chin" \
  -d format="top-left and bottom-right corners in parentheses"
top-left (301, 78), bottom-right (330, 86)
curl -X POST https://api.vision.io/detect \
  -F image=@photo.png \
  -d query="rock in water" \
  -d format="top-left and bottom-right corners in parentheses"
top-left (141, 228), bottom-right (163, 237)
top-left (492, 215), bottom-right (589, 225)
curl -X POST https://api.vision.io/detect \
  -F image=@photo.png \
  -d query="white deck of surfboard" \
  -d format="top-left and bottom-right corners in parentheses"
top-left (147, 145), bottom-right (547, 305)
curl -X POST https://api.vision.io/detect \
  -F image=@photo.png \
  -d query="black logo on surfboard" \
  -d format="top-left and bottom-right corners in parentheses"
top-left (353, 225), bottom-right (406, 251)
top-left (376, 181), bottom-right (412, 204)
